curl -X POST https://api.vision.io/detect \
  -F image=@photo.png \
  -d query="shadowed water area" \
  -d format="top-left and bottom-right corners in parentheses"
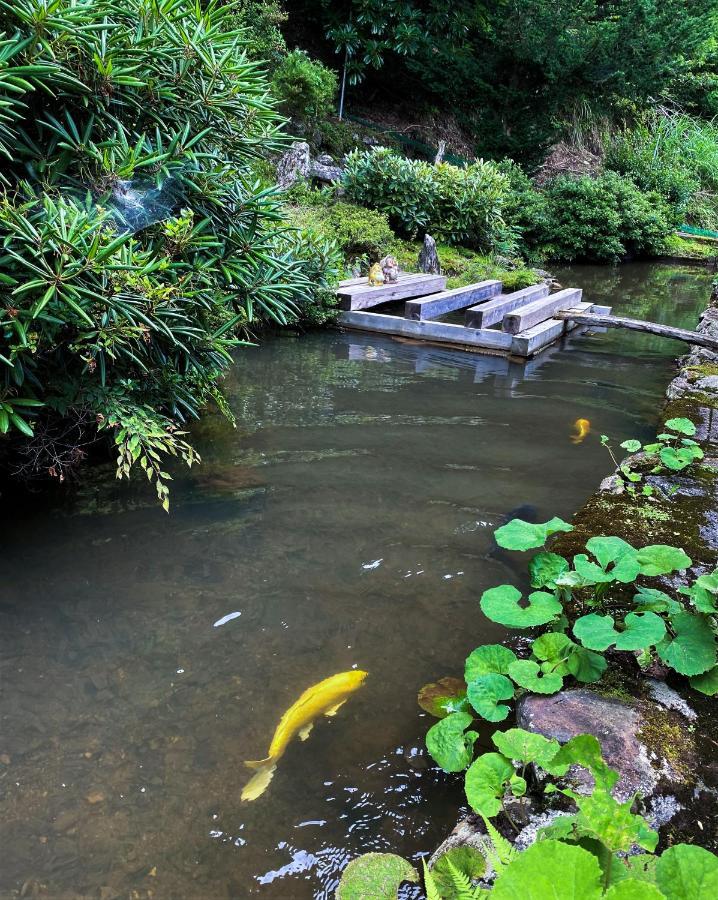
top-left (0, 262), bottom-right (714, 898)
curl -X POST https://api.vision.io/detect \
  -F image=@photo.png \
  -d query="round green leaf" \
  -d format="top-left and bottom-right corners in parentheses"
top-left (566, 646), bottom-right (607, 683)
top-left (467, 674), bottom-right (514, 722)
top-left (660, 445), bottom-right (703, 471)
top-left (494, 516), bottom-right (573, 551)
top-left (492, 727), bottom-right (560, 768)
top-left (337, 853), bottom-right (419, 900)
top-left (690, 665), bottom-right (718, 696)
top-left (620, 439), bottom-right (642, 453)
top-left (634, 587), bottom-right (682, 614)
top-left (509, 773), bottom-right (527, 797)
top-left (508, 658), bottom-right (563, 694)
top-left (417, 676), bottom-right (470, 718)
top-left (664, 417), bottom-right (697, 436)
top-left (529, 551), bottom-right (569, 589)
top-left (614, 612), bottom-right (666, 651)
top-left (464, 751), bottom-right (514, 817)
top-left (656, 844), bottom-right (718, 899)
top-left (492, 840), bottom-right (603, 900)
top-left (480, 584), bottom-right (562, 628)
top-left (464, 644), bottom-right (517, 681)
top-left (574, 614), bottom-right (620, 651)
top-left (425, 711), bottom-right (478, 772)
top-left (658, 612), bottom-right (717, 676)
top-left (635, 545), bottom-right (692, 576)
top-left (532, 632), bottom-right (577, 675)
top-left (586, 536), bottom-right (636, 569)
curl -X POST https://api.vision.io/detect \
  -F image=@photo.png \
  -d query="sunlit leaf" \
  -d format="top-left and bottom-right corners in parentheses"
top-left (425, 712), bottom-right (478, 773)
top-left (464, 752), bottom-right (514, 817)
top-left (418, 677), bottom-right (470, 718)
top-left (337, 852), bottom-right (419, 899)
top-left (508, 658), bottom-right (563, 694)
top-left (635, 544), bottom-right (691, 576)
top-left (467, 674), bottom-right (514, 722)
top-left (492, 728), bottom-right (560, 767)
top-left (657, 612), bottom-right (717, 676)
top-left (573, 612), bottom-right (665, 652)
top-left (431, 846), bottom-right (486, 897)
top-left (655, 843), bottom-right (718, 899)
top-left (480, 584), bottom-right (562, 628)
top-left (491, 840), bottom-right (603, 900)
top-left (664, 417), bottom-right (697, 436)
top-left (494, 517), bottom-right (573, 551)
top-left (464, 644), bottom-right (517, 682)
top-left (529, 551), bottom-right (569, 589)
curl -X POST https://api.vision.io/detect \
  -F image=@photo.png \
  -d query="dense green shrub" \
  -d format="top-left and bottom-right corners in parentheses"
top-left (343, 148), bottom-right (511, 251)
top-left (0, 0), bottom-right (337, 502)
top-left (232, 0), bottom-right (287, 66)
top-left (271, 50), bottom-right (338, 123)
top-left (495, 160), bottom-right (551, 259)
top-left (540, 173), bottom-right (675, 262)
top-left (286, 188), bottom-right (395, 262)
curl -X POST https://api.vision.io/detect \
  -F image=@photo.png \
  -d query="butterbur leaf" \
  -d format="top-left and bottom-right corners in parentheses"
top-left (464, 752), bottom-right (514, 817)
top-left (566, 646), bottom-right (607, 683)
top-left (560, 787), bottom-right (658, 853)
top-left (532, 632), bottom-right (577, 675)
top-left (658, 612), bottom-right (717, 676)
top-left (480, 584), bottom-right (562, 628)
top-left (529, 551), bottom-right (569, 589)
top-left (581, 536), bottom-right (641, 583)
top-left (492, 728), bottom-right (560, 768)
top-left (609, 855), bottom-right (658, 887)
top-left (680, 584), bottom-right (717, 614)
top-left (494, 516), bottom-right (573, 551)
top-left (544, 734), bottom-right (618, 791)
top-left (655, 843), bottom-right (718, 899)
top-left (659, 445), bottom-right (703, 471)
top-left (509, 773), bottom-right (527, 797)
top-left (418, 677), bottom-right (470, 718)
top-left (508, 659), bottom-right (563, 694)
top-left (467, 673), bottom-right (514, 722)
top-left (635, 544), bottom-right (691, 576)
top-left (431, 846), bottom-right (485, 896)
top-left (664, 417), bottom-right (697, 436)
top-left (634, 587), bottom-right (682, 615)
top-left (574, 612), bottom-right (665, 652)
top-left (690, 665), bottom-right (718, 696)
top-left (464, 644), bottom-right (517, 682)
top-left (336, 852), bottom-right (419, 899)
top-left (491, 840), bottom-right (603, 900)
top-left (620, 439), bottom-right (642, 452)
top-left (425, 712), bottom-right (478, 773)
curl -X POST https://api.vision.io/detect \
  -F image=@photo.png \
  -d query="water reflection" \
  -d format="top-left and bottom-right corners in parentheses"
top-left (0, 262), bottom-right (713, 898)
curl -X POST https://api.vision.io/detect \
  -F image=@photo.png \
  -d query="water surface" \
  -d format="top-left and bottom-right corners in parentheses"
top-left (0, 262), bottom-right (712, 898)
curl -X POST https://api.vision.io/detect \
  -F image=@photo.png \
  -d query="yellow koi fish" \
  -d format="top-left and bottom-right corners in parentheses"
top-left (571, 418), bottom-right (591, 444)
top-left (241, 669), bottom-right (368, 801)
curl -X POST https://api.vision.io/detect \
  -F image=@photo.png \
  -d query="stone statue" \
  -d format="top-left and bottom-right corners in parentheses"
top-left (368, 263), bottom-right (385, 286)
top-left (380, 255), bottom-right (399, 284)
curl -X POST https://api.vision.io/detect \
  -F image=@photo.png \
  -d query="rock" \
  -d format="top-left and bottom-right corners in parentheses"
top-left (646, 679), bottom-right (697, 721)
top-left (309, 159), bottom-right (343, 183)
top-left (516, 689), bottom-right (687, 802)
top-left (276, 141), bottom-right (310, 189)
top-left (666, 376), bottom-right (692, 400)
top-left (696, 375), bottom-right (718, 393)
top-left (599, 473), bottom-right (624, 494)
top-left (418, 234), bottom-right (441, 274)
top-left (316, 153), bottom-right (334, 166)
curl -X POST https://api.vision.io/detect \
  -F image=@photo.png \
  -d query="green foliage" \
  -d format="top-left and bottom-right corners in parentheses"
top-left (466, 673), bottom-right (514, 723)
top-left (287, 194), bottom-right (395, 264)
top-left (418, 676), bottom-right (470, 718)
top-left (336, 852), bottom-right (419, 899)
top-left (480, 585), bottom-right (562, 629)
top-left (539, 173), bottom-right (675, 263)
top-left (655, 844), bottom-right (718, 898)
top-left (431, 847), bottom-right (486, 898)
top-left (343, 148), bottom-right (511, 251)
top-left (464, 645), bottom-right (518, 680)
top-left (0, 0), bottom-right (337, 498)
top-left (494, 517), bottom-right (574, 551)
top-left (232, 0), bottom-right (287, 66)
top-left (464, 752), bottom-right (515, 818)
top-left (271, 50), bottom-right (337, 123)
top-left (492, 840), bottom-right (603, 900)
top-left (425, 712), bottom-right (478, 773)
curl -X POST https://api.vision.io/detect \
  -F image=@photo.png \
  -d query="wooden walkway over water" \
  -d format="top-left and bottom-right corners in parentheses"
top-left (337, 272), bottom-right (611, 358)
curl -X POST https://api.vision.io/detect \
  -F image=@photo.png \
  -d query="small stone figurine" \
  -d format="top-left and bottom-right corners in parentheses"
top-left (368, 262), bottom-right (385, 286)
top-left (380, 255), bottom-right (399, 284)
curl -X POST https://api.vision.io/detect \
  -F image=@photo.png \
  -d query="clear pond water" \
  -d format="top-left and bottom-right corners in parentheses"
top-left (0, 262), bottom-right (713, 898)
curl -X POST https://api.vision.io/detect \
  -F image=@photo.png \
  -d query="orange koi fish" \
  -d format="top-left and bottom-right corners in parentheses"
top-left (571, 418), bottom-right (591, 444)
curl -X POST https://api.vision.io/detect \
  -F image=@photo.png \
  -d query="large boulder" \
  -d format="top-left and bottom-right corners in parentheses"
top-left (276, 141), bottom-right (310, 189)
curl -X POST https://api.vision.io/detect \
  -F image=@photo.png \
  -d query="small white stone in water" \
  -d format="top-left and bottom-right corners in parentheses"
top-left (176, 668), bottom-right (184, 674)
top-left (140, 787), bottom-right (146, 793)
top-left (362, 558), bottom-right (383, 570)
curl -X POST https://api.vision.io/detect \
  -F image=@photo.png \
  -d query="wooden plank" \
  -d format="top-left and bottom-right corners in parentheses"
top-left (465, 283), bottom-right (549, 329)
top-left (338, 273), bottom-right (446, 311)
top-left (510, 302), bottom-right (597, 357)
top-left (502, 288), bottom-right (583, 334)
top-left (404, 279), bottom-right (502, 321)
top-left (552, 310), bottom-right (718, 351)
top-left (338, 311), bottom-right (513, 351)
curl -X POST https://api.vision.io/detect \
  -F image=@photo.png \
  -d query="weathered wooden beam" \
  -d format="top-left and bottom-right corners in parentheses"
top-left (510, 302), bottom-right (599, 357)
top-left (338, 311), bottom-right (513, 351)
top-left (465, 283), bottom-right (549, 329)
top-left (502, 288), bottom-right (583, 334)
top-left (404, 279), bottom-right (502, 321)
top-left (553, 311), bottom-right (718, 351)
top-left (338, 273), bottom-right (446, 311)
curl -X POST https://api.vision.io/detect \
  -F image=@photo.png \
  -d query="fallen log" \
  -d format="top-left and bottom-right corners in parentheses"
top-left (554, 311), bottom-right (718, 352)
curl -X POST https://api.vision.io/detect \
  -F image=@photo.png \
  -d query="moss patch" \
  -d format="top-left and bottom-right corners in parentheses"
top-left (637, 707), bottom-right (695, 782)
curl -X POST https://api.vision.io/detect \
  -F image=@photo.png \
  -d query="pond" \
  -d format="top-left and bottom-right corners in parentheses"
top-left (0, 262), bottom-right (713, 899)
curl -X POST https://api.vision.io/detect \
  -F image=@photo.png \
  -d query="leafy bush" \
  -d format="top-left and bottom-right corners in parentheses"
top-left (540, 173), bottom-right (675, 262)
top-left (342, 148), bottom-right (511, 251)
top-left (232, 0), bottom-right (287, 67)
top-left (0, 0), bottom-right (336, 503)
top-left (338, 730), bottom-right (718, 898)
top-left (496, 159), bottom-right (552, 258)
top-left (287, 193), bottom-right (395, 263)
top-left (271, 50), bottom-right (338, 123)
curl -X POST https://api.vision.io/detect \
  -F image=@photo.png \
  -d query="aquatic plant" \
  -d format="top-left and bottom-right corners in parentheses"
top-left (601, 418), bottom-right (704, 498)
top-left (337, 729), bottom-right (718, 898)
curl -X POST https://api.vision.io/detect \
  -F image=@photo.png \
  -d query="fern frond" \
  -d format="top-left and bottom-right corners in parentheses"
top-left (422, 859), bottom-right (443, 900)
top-left (446, 859), bottom-right (487, 899)
top-left (480, 815), bottom-right (518, 876)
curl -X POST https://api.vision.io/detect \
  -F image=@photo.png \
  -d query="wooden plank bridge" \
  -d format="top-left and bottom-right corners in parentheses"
top-left (336, 272), bottom-right (611, 358)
